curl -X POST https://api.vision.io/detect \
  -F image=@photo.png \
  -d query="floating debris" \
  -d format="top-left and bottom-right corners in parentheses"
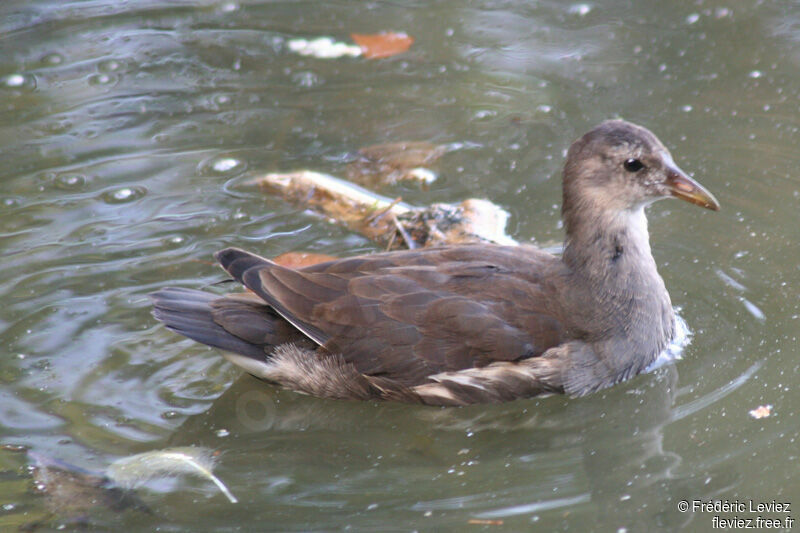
top-left (739, 297), bottom-right (766, 322)
top-left (22, 450), bottom-right (150, 529)
top-left (468, 518), bottom-right (504, 525)
top-left (345, 141), bottom-right (446, 186)
top-left (250, 170), bottom-right (516, 250)
top-left (273, 251), bottom-right (339, 268)
top-left (287, 37), bottom-right (362, 59)
top-left (287, 32), bottom-right (413, 59)
top-left (107, 447), bottom-right (238, 504)
top-left (350, 32), bottom-right (414, 59)
top-left (12, 445), bottom-right (236, 529)
top-left (406, 167), bottom-right (437, 184)
top-left (748, 404), bottom-right (772, 419)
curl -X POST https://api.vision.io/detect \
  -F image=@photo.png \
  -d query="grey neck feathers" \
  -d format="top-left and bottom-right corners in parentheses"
top-left (562, 201), bottom-right (676, 367)
top-left (563, 204), bottom-right (656, 284)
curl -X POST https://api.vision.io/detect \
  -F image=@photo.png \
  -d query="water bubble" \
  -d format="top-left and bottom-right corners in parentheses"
top-left (199, 154), bottom-right (247, 176)
top-left (569, 4), bottom-right (592, 16)
top-left (41, 52), bottom-right (64, 66)
top-left (212, 157), bottom-right (241, 172)
top-left (474, 109), bottom-right (496, 119)
top-left (4, 74), bottom-right (26, 87)
top-left (214, 94), bottom-right (231, 106)
top-left (113, 188), bottom-right (134, 201)
top-left (1, 197), bottom-right (22, 207)
top-left (53, 173), bottom-right (86, 190)
top-left (101, 186), bottom-right (147, 204)
top-left (748, 70), bottom-right (763, 79)
top-left (2, 73), bottom-right (36, 91)
top-left (88, 72), bottom-right (118, 86)
top-left (686, 13), bottom-right (700, 24)
top-left (98, 59), bottom-right (122, 73)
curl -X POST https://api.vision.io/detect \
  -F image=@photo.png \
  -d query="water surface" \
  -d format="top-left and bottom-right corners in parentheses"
top-left (0, 1), bottom-right (798, 531)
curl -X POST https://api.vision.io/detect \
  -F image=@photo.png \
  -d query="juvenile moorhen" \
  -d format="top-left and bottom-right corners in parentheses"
top-left (150, 120), bottom-right (719, 405)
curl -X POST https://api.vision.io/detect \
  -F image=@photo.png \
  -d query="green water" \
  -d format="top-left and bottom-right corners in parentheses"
top-left (0, 1), bottom-right (797, 531)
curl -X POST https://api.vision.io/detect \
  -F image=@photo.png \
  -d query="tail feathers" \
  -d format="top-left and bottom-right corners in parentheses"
top-left (150, 288), bottom-right (268, 359)
top-left (214, 248), bottom-right (272, 285)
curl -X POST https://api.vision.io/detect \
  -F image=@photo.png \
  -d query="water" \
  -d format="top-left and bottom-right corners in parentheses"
top-left (1, 0), bottom-right (798, 531)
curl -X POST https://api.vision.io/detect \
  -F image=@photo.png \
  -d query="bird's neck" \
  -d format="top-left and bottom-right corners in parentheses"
top-left (561, 202), bottom-right (675, 364)
top-left (563, 204), bottom-right (656, 282)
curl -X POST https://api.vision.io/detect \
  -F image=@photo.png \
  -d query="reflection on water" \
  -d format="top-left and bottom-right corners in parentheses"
top-left (165, 365), bottom-right (686, 530)
top-left (1, 0), bottom-right (798, 530)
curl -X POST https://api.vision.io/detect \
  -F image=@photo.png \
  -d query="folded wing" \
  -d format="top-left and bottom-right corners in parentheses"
top-left (215, 246), bottom-right (566, 386)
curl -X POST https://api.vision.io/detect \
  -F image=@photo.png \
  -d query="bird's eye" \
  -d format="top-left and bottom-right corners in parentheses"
top-left (624, 158), bottom-right (644, 172)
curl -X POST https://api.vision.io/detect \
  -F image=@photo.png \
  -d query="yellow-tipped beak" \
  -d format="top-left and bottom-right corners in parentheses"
top-left (665, 166), bottom-right (720, 211)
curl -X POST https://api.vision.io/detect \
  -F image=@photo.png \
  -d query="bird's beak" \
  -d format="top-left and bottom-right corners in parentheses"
top-left (662, 155), bottom-right (720, 211)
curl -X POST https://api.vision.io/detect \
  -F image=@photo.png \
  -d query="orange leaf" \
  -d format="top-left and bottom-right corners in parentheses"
top-left (272, 251), bottom-right (338, 268)
top-left (350, 32), bottom-right (413, 59)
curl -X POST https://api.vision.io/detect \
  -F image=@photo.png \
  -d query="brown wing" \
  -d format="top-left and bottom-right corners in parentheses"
top-left (216, 245), bottom-right (566, 386)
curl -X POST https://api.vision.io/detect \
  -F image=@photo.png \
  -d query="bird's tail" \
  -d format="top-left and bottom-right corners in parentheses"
top-left (150, 287), bottom-right (284, 359)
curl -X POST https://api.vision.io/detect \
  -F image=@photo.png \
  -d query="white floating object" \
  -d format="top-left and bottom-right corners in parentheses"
top-left (4, 73), bottom-right (26, 87)
top-left (107, 446), bottom-right (238, 504)
top-left (407, 167), bottom-right (438, 184)
top-left (749, 404), bottom-right (772, 419)
top-left (569, 4), bottom-right (592, 16)
top-left (455, 198), bottom-right (516, 246)
top-left (259, 170), bottom-right (413, 214)
top-left (288, 37), bottom-right (362, 59)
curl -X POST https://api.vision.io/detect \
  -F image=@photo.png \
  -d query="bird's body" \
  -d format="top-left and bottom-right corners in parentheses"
top-left (150, 120), bottom-right (718, 405)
